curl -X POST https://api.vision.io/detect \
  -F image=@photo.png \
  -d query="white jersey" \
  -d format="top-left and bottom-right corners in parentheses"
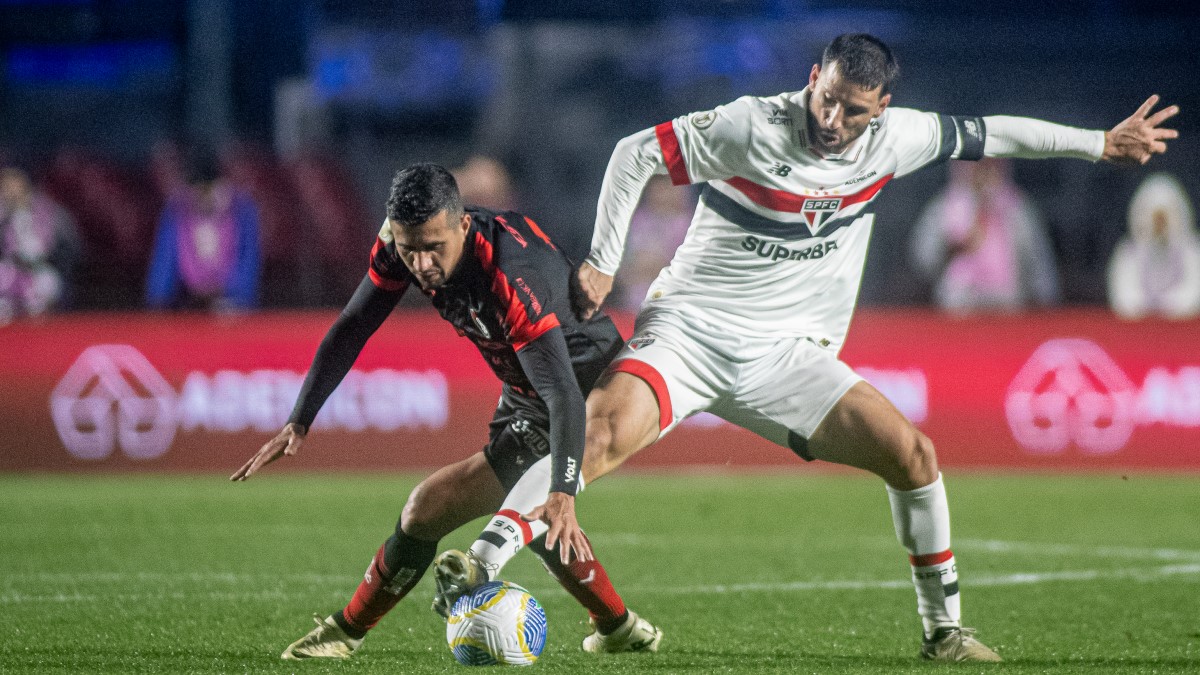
top-left (587, 87), bottom-right (1104, 352)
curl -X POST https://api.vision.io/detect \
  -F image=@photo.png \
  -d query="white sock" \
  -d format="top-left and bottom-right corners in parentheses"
top-left (887, 473), bottom-right (961, 638)
top-left (469, 455), bottom-right (554, 578)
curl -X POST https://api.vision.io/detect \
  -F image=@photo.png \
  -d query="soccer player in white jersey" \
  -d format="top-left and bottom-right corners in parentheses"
top-left (451, 33), bottom-right (1178, 662)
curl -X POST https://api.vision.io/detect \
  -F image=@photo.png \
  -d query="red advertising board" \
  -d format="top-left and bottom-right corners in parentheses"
top-left (2, 309), bottom-right (1197, 473)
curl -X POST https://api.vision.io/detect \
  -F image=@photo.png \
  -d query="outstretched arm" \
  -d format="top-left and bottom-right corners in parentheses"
top-left (231, 275), bottom-right (402, 480)
top-left (982, 95), bottom-right (1178, 164)
top-left (579, 101), bottom-right (752, 318)
top-left (576, 128), bottom-right (666, 319)
top-left (514, 327), bottom-right (593, 564)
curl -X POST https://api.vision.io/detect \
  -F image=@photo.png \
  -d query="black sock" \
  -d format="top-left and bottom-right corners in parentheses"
top-left (383, 529), bottom-right (438, 574)
top-left (596, 609), bottom-right (629, 635)
top-left (333, 610), bottom-right (368, 639)
top-left (331, 527), bottom-right (439, 639)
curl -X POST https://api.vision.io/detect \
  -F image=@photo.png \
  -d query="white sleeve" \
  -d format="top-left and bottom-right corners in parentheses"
top-left (667, 98), bottom-right (755, 184)
top-left (585, 128), bottom-right (669, 275)
top-left (586, 99), bottom-right (753, 275)
top-left (983, 115), bottom-right (1106, 162)
top-left (887, 108), bottom-right (949, 178)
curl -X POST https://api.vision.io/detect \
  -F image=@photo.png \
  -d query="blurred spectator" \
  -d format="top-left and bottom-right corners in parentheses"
top-left (612, 175), bottom-right (695, 311)
top-left (452, 155), bottom-right (517, 212)
top-left (910, 159), bottom-right (1059, 313)
top-left (145, 151), bottom-right (261, 311)
top-left (1107, 173), bottom-right (1200, 320)
top-left (0, 166), bottom-right (81, 323)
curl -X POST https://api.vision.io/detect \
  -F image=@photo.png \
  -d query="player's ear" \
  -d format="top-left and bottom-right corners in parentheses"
top-left (458, 213), bottom-right (472, 234)
top-left (874, 93), bottom-right (892, 119)
top-left (808, 63), bottom-right (821, 87)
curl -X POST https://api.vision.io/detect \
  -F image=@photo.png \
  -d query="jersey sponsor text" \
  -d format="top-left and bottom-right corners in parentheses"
top-left (741, 235), bottom-right (839, 262)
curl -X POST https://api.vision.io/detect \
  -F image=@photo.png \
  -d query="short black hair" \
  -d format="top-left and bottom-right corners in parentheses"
top-left (821, 33), bottom-right (899, 95)
top-left (386, 163), bottom-right (463, 227)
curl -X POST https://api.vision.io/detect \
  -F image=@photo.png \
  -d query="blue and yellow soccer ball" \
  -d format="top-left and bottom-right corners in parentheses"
top-left (446, 580), bottom-right (547, 666)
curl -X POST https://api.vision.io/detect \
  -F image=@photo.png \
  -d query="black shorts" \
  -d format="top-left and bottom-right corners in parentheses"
top-left (483, 386), bottom-right (552, 491)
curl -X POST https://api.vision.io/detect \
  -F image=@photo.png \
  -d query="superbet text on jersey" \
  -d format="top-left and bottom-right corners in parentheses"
top-left (617, 92), bottom-right (985, 352)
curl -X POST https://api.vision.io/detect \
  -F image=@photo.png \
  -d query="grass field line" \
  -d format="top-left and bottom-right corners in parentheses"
top-left (4, 563), bottom-right (1200, 606)
top-left (956, 538), bottom-right (1200, 561)
top-left (0, 570), bottom-right (353, 584)
top-left (0, 588), bottom-right (311, 605)
top-left (633, 563), bottom-right (1200, 595)
top-left (593, 533), bottom-right (1200, 561)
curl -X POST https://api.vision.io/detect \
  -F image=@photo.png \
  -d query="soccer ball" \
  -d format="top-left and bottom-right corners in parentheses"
top-left (445, 580), bottom-right (547, 666)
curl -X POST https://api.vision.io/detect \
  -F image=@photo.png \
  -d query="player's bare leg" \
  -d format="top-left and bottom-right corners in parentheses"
top-left (807, 381), bottom-right (1001, 662)
top-left (581, 371), bottom-right (663, 483)
top-left (283, 453), bottom-right (505, 659)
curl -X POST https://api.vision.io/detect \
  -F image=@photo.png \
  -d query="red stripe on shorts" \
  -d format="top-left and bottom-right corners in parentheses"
top-left (909, 549), bottom-right (954, 567)
top-left (497, 509), bottom-right (533, 544)
top-left (609, 359), bottom-right (673, 432)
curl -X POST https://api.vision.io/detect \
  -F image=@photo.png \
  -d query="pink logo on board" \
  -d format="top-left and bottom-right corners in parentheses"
top-left (1004, 339), bottom-right (1136, 455)
top-left (49, 345), bottom-right (178, 460)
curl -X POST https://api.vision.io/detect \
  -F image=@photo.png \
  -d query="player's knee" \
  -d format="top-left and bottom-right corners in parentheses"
top-left (893, 430), bottom-right (939, 490)
top-left (399, 481), bottom-right (450, 540)
top-left (582, 413), bottom-right (618, 480)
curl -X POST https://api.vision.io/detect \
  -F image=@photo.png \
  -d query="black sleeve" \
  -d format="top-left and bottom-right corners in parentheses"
top-left (287, 274), bottom-right (404, 429)
top-left (937, 114), bottom-right (987, 162)
top-left (515, 326), bottom-right (585, 496)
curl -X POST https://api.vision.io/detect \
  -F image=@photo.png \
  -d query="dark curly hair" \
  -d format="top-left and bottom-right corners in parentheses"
top-left (386, 163), bottom-right (464, 227)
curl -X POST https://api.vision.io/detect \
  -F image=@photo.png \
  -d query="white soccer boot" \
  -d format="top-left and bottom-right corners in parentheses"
top-left (920, 627), bottom-right (1002, 662)
top-left (280, 614), bottom-right (363, 659)
top-left (432, 549), bottom-right (490, 618)
top-left (582, 610), bottom-right (663, 654)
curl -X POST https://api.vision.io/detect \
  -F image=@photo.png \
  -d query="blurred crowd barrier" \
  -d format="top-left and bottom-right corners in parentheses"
top-left (2, 308), bottom-right (1197, 473)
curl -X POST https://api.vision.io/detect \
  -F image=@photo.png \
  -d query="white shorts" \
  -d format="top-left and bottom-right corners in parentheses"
top-left (608, 304), bottom-right (862, 460)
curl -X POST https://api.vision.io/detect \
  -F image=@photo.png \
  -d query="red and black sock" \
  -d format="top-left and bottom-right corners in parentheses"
top-left (333, 530), bottom-right (437, 638)
top-left (527, 534), bottom-right (628, 634)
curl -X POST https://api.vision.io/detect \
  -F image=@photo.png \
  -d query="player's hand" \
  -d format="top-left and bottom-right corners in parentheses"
top-left (230, 423), bottom-right (307, 481)
top-left (1103, 95), bottom-right (1179, 166)
top-left (522, 492), bottom-right (594, 564)
top-left (573, 262), bottom-right (614, 321)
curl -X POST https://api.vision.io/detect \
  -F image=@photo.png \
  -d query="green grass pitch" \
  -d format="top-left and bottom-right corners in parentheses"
top-left (2, 472), bottom-right (1198, 673)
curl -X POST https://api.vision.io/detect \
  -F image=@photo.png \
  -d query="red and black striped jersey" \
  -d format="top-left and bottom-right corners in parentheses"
top-left (368, 206), bottom-right (623, 396)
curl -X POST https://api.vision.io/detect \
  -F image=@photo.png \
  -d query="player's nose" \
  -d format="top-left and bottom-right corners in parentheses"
top-left (825, 105), bottom-right (843, 129)
top-left (412, 252), bottom-right (435, 273)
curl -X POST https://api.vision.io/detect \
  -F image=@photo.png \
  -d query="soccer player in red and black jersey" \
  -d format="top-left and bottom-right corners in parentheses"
top-left (231, 164), bottom-right (661, 659)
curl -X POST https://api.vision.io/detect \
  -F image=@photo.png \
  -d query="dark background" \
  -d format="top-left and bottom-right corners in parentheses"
top-left (2, 0), bottom-right (1195, 309)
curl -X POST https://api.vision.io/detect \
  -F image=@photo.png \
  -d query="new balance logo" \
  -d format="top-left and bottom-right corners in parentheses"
top-left (767, 162), bottom-right (792, 177)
